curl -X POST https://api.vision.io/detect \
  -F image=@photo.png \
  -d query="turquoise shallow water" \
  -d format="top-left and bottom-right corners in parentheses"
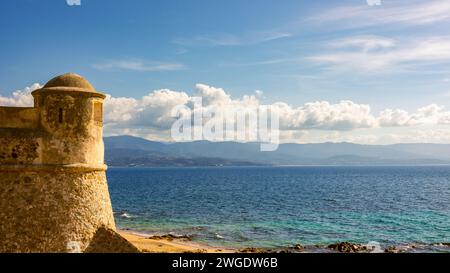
top-left (107, 166), bottom-right (450, 249)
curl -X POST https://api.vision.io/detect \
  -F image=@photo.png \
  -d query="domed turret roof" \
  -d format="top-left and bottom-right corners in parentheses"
top-left (32, 73), bottom-right (105, 98)
top-left (44, 73), bottom-right (95, 91)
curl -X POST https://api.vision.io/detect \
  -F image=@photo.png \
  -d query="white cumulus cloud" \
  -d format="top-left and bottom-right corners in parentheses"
top-left (273, 100), bottom-right (376, 130)
top-left (3, 83), bottom-right (450, 144)
top-left (0, 83), bottom-right (41, 107)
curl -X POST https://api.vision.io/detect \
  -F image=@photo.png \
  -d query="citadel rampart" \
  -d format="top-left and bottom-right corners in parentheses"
top-left (0, 73), bottom-right (123, 252)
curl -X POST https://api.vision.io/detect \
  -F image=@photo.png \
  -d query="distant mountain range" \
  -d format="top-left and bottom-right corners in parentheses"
top-left (104, 135), bottom-right (450, 167)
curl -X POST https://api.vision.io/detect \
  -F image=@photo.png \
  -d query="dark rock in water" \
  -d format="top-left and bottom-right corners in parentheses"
top-left (293, 244), bottom-right (303, 250)
top-left (265, 247), bottom-right (293, 253)
top-left (183, 249), bottom-right (207, 253)
top-left (385, 246), bottom-right (397, 253)
top-left (239, 247), bottom-right (268, 253)
top-left (327, 242), bottom-right (368, 253)
top-left (442, 243), bottom-right (450, 247)
top-left (294, 244), bottom-right (303, 250)
top-left (147, 234), bottom-right (192, 241)
top-left (385, 245), bottom-right (420, 253)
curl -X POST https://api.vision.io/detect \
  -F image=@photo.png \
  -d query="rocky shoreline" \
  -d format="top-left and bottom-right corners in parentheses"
top-left (238, 241), bottom-right (450, 253)
top-left (120, 230), bottom-right (450, 253)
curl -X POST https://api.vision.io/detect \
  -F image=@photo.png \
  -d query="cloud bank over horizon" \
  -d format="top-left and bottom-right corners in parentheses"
top-left (2, 83), bottom-right (450, 145)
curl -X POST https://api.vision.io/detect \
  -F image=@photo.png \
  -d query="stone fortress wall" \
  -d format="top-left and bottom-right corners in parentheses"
top-left (0, 73), bottom-right (134, 252)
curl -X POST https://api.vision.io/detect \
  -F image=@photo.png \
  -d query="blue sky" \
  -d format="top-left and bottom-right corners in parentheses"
top-left (2, 0), bottom-right (450, 144)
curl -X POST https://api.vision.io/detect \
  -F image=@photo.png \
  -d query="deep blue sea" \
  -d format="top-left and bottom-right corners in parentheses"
top-left (107, 166), bottom-right (450, 250)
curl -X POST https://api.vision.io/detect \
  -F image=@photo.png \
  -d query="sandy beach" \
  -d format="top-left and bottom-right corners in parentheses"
top-left (118, 230), bottom-right (236, 253)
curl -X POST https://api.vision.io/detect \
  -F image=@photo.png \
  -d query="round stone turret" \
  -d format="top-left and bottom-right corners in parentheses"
top-left (31, 73), bottom-right (106, 165)
top-left (0, 73), bottom-right (115, 252)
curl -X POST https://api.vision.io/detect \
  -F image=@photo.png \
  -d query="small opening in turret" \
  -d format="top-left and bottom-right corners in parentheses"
top-left (93, 102), bottom-right (103, 124)
top-left (59, 108), bottom-right (63, 123)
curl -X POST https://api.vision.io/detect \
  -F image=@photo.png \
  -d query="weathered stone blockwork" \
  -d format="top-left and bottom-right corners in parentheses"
top-left (0, 170), bottom-right (114, 252)
top-left (0, 73), bottom-right (120, 252)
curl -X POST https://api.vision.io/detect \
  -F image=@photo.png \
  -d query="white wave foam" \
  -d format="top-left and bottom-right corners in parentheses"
top-left (366, 241), bottom-right (383, 253)
top-left (120, 213), bottom-right (134, 218)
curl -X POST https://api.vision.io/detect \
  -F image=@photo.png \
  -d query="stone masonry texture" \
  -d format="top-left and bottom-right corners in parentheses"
top-left (0, 73), bottom-right (137, 253)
